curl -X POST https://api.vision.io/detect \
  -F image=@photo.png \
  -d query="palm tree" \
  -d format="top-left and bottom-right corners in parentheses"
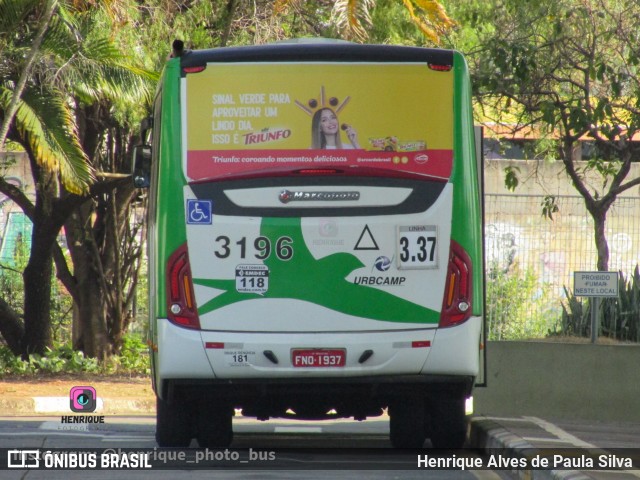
top-left (0, 0), bottom-right (155, 356)
top-left (0, 0), bottom-right (93, 194)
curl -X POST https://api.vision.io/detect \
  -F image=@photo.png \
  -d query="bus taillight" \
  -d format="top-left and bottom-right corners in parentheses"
top-left (167, 244), bottom-right (201, 329)
top-left (439, 239), bottom-right (472, 327)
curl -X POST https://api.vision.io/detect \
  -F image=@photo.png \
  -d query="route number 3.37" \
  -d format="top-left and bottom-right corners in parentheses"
top-left (398, 226), bottom-right (438, 269)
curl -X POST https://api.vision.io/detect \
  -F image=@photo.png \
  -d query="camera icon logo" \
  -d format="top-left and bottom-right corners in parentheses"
top-left (70, 386), bottom-right (97, 413)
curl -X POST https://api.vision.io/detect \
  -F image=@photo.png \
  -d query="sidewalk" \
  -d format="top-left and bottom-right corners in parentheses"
top-left (0, 395), bottom-right (154, 415)
top-left (0, 377), bottom-right (154, 415)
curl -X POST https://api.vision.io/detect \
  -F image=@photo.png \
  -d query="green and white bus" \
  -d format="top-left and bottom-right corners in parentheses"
top-left (134, 40), bottom-right (484, 449)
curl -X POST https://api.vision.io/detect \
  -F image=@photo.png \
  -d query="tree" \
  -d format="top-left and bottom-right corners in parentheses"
top-left (449, 0), bottom-right (640, 271)
top-left (0, 0), bottom-right (93, 356)
top-left (147, 0), bottom-right (454, 49)
top-left (55, 3), bottom-right (155, 359)
top-left (0, 0), bottom-right (57, 151)
top-left (0, 0), bottom-right (154, 357)
top-left (275, 0), bottom-right (454, 44)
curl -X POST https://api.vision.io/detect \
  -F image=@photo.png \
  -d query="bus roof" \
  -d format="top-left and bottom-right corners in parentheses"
top-left (179, 42), bottom-right (454, 70)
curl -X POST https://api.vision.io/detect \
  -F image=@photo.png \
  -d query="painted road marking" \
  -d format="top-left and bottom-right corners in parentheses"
top-left (523, 416), bottom-right (596, 448)
top-left (104, 436), bottom-right (156, 442)
top-left (274, 426), bottom-right (323, 433)
top-left (471, 471), bottom-right (504, 480)
top-left (523, 417), bottom-right (640, 479)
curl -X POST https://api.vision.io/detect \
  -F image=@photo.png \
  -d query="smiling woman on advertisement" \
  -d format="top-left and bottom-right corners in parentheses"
top-left (311, 107), bottom-right (360, 149)
top-left (297, 86), bottom-right (360, 149)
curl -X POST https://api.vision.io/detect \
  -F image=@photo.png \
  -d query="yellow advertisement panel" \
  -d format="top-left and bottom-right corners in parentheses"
top-left (184, 63), bottom-right (453, 180)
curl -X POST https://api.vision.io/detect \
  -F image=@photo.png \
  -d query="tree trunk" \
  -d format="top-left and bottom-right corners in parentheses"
top-left (592, 209), bottom-right (609, 272)
top-left (65, 201), bottom-right (110, 360)
top-left (71, 114), bottom-right (144, 358)
top-left (77, 272), bottom-right (110, 360)
top-left (20, 154), bottom-right (62, 356)
top-left (220, 0), bottom-right (238, 47)
top-left (104, 180), bottom-right (140, 352)
top-left (0, 297), bottom-right (24, 355)
top-left (21, 216), bottom-right (56, 356)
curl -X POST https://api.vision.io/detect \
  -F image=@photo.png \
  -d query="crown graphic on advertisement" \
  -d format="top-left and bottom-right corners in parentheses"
top-left (294, 86), bottom-right (350, 116)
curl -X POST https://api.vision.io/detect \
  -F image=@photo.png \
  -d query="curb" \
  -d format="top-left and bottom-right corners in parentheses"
top-left (0, 397), bottom-right (154, 416)
top-left (469, 417), bottom-right (594, 480)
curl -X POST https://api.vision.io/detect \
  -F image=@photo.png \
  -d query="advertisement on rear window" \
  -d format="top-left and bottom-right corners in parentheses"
top-left (183, 63), bottom-right (453, 181)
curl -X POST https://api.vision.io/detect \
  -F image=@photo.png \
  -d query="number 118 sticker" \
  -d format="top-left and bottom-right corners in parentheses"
top-left (397, 225), bottom-right (438, 269)
top-left (236, 265), bottom-right (269, 294)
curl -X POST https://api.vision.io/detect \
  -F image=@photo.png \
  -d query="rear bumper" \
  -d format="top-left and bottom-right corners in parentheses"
top-left (154, 317), bottom-right (481, 401)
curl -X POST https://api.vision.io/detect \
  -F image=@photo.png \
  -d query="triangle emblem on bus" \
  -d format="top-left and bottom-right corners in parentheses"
top-left (354, 225), bottom-right (379, 251)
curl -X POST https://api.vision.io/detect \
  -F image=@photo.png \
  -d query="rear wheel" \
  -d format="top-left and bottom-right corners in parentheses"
top-left (196, 402), bottom-right (234, 448)
top-left (155, 396), bottom-right (192, 447)
top-left (389, 397), bottom-right (425, 448)
top-left (429, 394), bottom-right (467, 449)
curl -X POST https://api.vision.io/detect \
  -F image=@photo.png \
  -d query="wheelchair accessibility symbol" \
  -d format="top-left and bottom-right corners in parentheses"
top-left (186, 199), bottom-right (212, 225)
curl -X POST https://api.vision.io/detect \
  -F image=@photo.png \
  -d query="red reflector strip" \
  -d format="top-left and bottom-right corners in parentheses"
top-left (428, 63), bottom-right (452, 72)
top-left (205, 342), bottom-right (225, 349)
top-left (173, 316), bottom-right (195, 327)
top-left (411, 341), bottom-right (432, 348)
top-left (183, 66), bottom-right (206, 74)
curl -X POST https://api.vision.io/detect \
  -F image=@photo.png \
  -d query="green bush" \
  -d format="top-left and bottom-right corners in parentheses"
top-left (556, 285), bottom-right (591, 337)
top-left (486, 262), bottom-right (558, 340)
top-left (102, 335), bottom-right (150, 375)
top-left (0, 334), bottom-right (149, 378)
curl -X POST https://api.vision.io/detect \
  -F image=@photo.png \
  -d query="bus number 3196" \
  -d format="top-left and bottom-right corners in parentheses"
top-left (214, 235), bottom-right (294, 261)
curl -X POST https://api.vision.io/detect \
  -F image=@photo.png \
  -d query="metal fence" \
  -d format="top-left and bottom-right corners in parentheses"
top-left (484, 193), bottom-right (640, 339)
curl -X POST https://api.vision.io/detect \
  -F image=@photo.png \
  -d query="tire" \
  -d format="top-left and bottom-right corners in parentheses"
top-left (429, 394), bottom-right (467, 449)
top-left (196, 402), bottom-right (234, 448)
top-left (155, 396), bottom-right (193, 447)
top-left (388, 397), bottom-right (426, 448)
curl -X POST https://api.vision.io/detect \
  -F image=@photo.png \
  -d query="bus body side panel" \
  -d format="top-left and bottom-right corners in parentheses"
top-left (452, 51), bottom-right (484, 316)
top-left (452, 51), bottom-right (486, 385)
top-left (151, 59), bottom-right (189, 397)
top-left (155, 59), bottom-right (187, 315)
